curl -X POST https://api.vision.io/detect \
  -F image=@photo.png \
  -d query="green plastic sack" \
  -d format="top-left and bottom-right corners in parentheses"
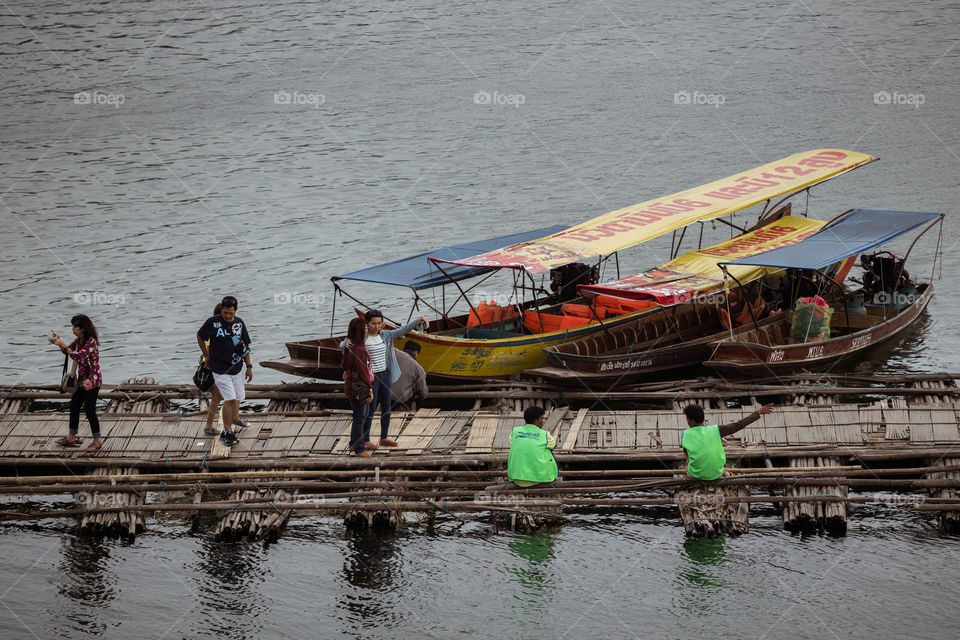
top-left (790, 298), bottom-right (833, 342)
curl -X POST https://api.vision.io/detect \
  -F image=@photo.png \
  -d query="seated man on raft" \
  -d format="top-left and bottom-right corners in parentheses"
top-left (681, 403), bottom-right (774, 481)
top-left (506, 406), bottom-right (559, 488)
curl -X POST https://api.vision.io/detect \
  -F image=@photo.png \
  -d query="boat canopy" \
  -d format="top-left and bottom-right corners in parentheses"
top-left (431, 149), bottom-right (876, 274)
top-left (577, 215), bottom-right (826, 305)
top-left (331, 225), bottom-right (566, 290)
top-left (718, 209), bottom-right (943, 271)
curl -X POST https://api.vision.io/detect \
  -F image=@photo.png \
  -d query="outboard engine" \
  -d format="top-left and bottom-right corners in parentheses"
top-left (861, 253), bottom-right (911, 308)
top-left (549, 262), bottom-right (599, 303)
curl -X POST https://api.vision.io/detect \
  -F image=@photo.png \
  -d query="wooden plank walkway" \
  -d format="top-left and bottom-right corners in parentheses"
top-left (1, 402), bottom-right (958, 461)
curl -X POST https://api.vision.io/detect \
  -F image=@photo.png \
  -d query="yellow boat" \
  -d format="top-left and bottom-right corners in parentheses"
top-left (262, 149), bottom-right (875, 381)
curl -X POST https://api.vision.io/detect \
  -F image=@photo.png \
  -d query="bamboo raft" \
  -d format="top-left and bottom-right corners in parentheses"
top-left (1, 374), bottom-right (959, 539)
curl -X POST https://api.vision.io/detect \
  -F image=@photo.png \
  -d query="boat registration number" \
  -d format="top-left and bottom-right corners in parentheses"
top-left (768, 350), bottom-right (785, 362)
top-left (851, 334), bottom-right (872, 349)
top-left (599, 358), bottom-right (653, 372)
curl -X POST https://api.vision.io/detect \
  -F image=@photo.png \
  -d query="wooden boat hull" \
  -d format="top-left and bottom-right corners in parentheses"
top-left (527, 304), bottom-right (785, 388)
top-left (259, 358), bottom-right (343, 380)
top-left (705, 284), bottom-right (933, 377)
top-left (273, 337), bottom-right (348, 380)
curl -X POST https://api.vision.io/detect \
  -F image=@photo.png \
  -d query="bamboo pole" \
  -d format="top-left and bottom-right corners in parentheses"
top-left (0, 464), bottom-right (879, 486)
top-left (2, 381), bottom-right (958, 402)
top-left (3, 476), bottom-right (960, 496)
top-left (5, 495), bottom-right (959, 523)
top-left (4, 446), bottom-right (959, 472)
top-left (5, 463), bottom-right (960, 488)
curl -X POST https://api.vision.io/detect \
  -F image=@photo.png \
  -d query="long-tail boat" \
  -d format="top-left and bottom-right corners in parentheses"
top-left (704, 209), bottom-right (944, 378)
top-left (261, 225), bottom-right (565, 380)
top-left (262, 149), bottom-right (876, 381)
top-left (524, 214), bottom-right (829, 387)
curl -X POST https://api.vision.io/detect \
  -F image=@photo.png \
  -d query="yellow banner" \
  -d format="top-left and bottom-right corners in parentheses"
top-left (435, 149), bottom-right (875, 273)
top-left (579, 215), bottom-right (826, 304)
top-left (663, 215), bottom-right (826, 277)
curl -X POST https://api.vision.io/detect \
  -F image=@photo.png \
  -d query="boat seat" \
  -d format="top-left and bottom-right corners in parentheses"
top-left (562, 303), bottom-right (605, 319)
top-left (523, 311), bottom-right (591, 334)
top-left (594, 295), bottom-right (658, 317)
top-left (468, 302), bottom-right (519, 327)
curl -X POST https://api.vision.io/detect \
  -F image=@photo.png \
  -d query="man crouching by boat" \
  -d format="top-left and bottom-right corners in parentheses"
top-left (681, 403), bottom-right (773, 480)
top-left (506, 406), bottom-right (559, 488)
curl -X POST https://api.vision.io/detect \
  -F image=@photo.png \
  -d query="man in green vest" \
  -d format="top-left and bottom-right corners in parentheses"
top-left (507, 406), bottom-right (558, 487)
top-left (681, 403), bottom-right (773, 481)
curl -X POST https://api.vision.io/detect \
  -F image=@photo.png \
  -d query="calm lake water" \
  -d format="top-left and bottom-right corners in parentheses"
top-left (1, 0), bottom-right (959, 637)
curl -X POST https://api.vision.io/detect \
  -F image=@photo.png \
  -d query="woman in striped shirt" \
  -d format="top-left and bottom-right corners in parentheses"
top-left (343, 310), bottom-right (427, 447)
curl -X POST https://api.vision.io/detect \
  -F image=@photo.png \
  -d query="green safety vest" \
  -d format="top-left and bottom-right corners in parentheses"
top-left (681, 424), bottom-right (725, 481)
top-left (507, 424), bottom-right (558, 484)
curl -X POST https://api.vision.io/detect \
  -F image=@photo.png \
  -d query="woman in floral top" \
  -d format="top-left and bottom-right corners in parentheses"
top-left (50, 314), bottom-right (103, 451)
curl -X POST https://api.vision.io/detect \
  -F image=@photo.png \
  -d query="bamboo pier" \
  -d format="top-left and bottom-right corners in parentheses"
top-left (1, 373), bottom-right (959, 539)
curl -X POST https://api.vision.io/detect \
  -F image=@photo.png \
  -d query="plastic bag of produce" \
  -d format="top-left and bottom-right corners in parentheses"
top-left (790, 296), bottom-right (833, 342)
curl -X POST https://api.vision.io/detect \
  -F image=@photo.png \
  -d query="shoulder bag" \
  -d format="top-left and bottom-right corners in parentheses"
top-left (59, 353), bottom-right (78, 394)
top-left (345, 347), bottom-right (372, 404)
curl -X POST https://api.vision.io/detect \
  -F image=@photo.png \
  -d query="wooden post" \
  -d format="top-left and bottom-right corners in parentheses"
top-left (677, 478), bottom-right (750, 537)
top-left (782, 455), bottom-right (847, 535)
top-left (926, 456), bottom-right (960, 534)
top-left (79, 467), bottom-right (145, 537)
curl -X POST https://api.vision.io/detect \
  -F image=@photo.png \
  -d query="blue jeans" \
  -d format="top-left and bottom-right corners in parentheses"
top-left (364, 371), bottom-right (392, 440)
top-left (348, 396), bottom-right (370, 453)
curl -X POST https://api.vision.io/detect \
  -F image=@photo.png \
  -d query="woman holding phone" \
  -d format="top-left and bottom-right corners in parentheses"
top-left (49, 314), bottom-right (103, 451)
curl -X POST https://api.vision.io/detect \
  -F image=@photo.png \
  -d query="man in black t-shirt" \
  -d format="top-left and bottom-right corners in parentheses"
top-left (197, 295), bottom-right (252, 446)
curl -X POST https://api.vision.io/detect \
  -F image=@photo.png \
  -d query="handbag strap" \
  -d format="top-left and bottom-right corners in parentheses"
top-left (346, 345), bottom-right (360, 368)
top-left (63, 351), bottom-right (78, 376)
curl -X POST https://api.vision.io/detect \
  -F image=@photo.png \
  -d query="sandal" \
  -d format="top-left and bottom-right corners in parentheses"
top-left (55, 437), bottom-right (81, 447)
top-left (203, 428), bottom-right (219, 436)
top-left (85, 441), bottom-right (102, 452)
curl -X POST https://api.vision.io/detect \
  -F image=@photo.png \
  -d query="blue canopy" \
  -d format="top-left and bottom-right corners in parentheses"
top-left (332, 225), bottom-right (568, 290)
top-left (720, 209), bottom-right (942, 271)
